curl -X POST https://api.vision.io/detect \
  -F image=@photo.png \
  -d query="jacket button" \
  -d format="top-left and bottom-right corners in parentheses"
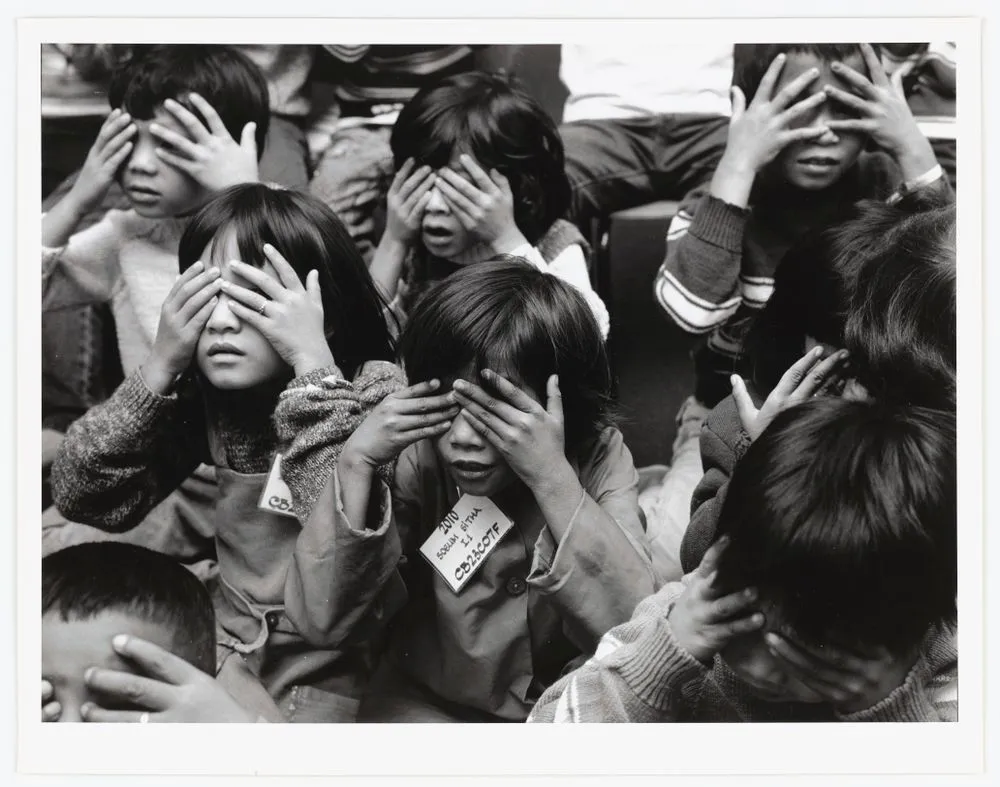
top-left (265, 611), bottom-right (281, 628)
top-left (506, 577), bottom-right (527, 597)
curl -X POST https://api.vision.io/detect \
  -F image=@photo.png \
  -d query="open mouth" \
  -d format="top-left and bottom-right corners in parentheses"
top-left (797, 156), bottom-right (839, 171)
top-left (422, 225), bottom-right (454, 242)
top-left (450, 460), bottom-right (495, 481)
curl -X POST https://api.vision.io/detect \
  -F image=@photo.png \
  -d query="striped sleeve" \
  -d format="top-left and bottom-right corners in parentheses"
top-left (654, 192), bottom-right (749, 334)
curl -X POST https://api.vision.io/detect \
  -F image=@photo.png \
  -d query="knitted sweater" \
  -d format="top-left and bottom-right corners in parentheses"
top-left (654, 151), bottom-right (902, 408)
top-left (42, 210), bottom-right (187, 378)
top-left (528, 580), bottom-right (958, 723)
top-left (51, 360), bottom-right (406, 531)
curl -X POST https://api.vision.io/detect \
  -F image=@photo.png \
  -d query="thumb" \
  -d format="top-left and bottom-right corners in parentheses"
top-left (240, 122), bottom-right (258, 156)
top-left (730, 86), bottom-right (747, 118)
top-left (890, 59), bottom-right (916, 97)
top-left (306, 270), bottom-right (323, 312)
top-left (731, 375), bottom-right (759, 435)
top-left (545, 374), bottom-right (563, 422)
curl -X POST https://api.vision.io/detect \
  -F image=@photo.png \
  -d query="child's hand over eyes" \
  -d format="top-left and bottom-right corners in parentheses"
top-left (69, 108), bottom-right (137, 214)
top-left (452, 370), bottom-right (568, 490)
top-left (41, 679), bottom-right (61, 722)
top-left (80, 634), bottom-right (256, 723)
top-left (342, 380), bottom-right (460, 469)
top-left (144, 261), bottom-right (223, 394)
top-left (764, 633), bottom-right (919, 715)
top-left (822, 44), bottom-right (939, 182)
top-left (435, 155), bottom-right (529, 253)
top-left (731, 345), bottom-right (849, 442)
top-left (713, 53), bottom-right (831, 206)
top-left (220, 245), bottom-right (334, 377)
top-left (150, 93), bottom-right (259, 192)
top-left (668, 536), bottom-right (765, 664)
top-left (384, 158), bottom-right (435, 245)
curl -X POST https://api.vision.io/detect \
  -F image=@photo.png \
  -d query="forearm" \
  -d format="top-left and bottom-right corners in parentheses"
top-left (709, 152), bottom-right (757, 210)
top-left (284, 455), bottom-right (404, 646)
top-left (50, 372), bottom-right (202, 530)
top-left (41, 192), bottom-right (88, 249)
top-left (274, 361), bottom-right (405, 518)
top-left (369, 235), bottom-right (410, 300)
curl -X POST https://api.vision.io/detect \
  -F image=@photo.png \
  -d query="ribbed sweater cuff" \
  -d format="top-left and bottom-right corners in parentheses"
top-left (689, 195), bottom-right (749, 252)
top-left (837, 658), bottom-right (932, 722)
top-left (127, 369), bottom-right (178, 411)
top-left (617, 617), bottom-right (707, 711)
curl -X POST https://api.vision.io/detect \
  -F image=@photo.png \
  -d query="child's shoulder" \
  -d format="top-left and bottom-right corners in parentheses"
top-left (114, 211), bottom-right (188, 247)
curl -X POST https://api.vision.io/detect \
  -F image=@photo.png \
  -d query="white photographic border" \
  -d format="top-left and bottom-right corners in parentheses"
top-left (9, 1), bottom-right (991, 783)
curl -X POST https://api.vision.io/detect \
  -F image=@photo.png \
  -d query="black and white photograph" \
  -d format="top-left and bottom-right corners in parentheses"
top-left (13, 4), bottom-right (990, 782)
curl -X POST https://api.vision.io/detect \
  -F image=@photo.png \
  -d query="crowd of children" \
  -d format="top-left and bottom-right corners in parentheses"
top-left (40, 42), bottom-right (958, 725)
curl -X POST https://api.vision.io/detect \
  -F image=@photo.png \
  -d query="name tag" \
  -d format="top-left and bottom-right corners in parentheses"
top-left (257, 454), bottom-right (296, 518)
top-left (419, 495), bottom-right (514, 594)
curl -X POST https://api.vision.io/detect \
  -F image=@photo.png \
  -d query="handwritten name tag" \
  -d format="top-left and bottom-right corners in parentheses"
top-left (257, 454), bottom-right (296, 518)
top-left (419, 495), bottom-right (514, 594)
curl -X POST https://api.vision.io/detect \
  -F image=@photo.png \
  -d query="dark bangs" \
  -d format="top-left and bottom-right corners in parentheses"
top-left (390, 71), bottom-right (570, 244)
top-left (178, 184), bottom-right (396, 377)
top-left (398, 257), bottom-right (612, 455)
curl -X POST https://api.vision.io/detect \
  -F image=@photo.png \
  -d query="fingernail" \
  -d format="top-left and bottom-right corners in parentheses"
top-left (813, 346), bottom-right (824, 357)
top-left (80, 702), bottom-right (93, 717)
top-left (744, 587), bottom-right (757, 600)
top-left (752, 613), bottom-right (765, 625)
top-left (192, 260), bottom-right (203, 271)
top-left (112, 634), bottom-right (129, 652)
top-left (84, 667), bottom-right (96, 683)
top-left (452, 380), bottom-right (467, 391)
top-left (839, 350), bottom-right (849, 359)
top-left (764, 632), bottom-right (780, 645)
top-left (429, 379), bottom-right (440, 388)
top-left (262, 243), bottom-right (273, 252)
top-left (777, 53), bottom-right (786, 61)
top-left (121, 112), bottom-right (130, 120)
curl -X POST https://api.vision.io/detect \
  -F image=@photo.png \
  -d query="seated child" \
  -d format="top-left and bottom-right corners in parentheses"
top-left (529, 397), bottom-right (957, 722)
top-left (42, 542), bottom-right (281, 723)
top-left (655, 43), bottom-right (949, 411)
top-left (51, 183), bottom-right (404, 721)
top-left (368, 71), bottom-right (610, 337)
top-left (680, 193), bottom-right (956, 571)
top-left (292, 257), bottom-right (655, 722)
top-left (43, 45), bottom-right (271, 560)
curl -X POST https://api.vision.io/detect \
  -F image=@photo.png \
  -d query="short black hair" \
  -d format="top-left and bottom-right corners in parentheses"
top-left (42, 542), bottom-right (216, 674)
top-left (108, 45), bottom-right (270, 158)
top-left (178, 183), bottom-right (396, 379)
top-left (732, 43), bottom-right (881, 103)
top-left (390, 70), bottom-right (569, 246)
top-left (398, 256), bottom-right (613, 456)
top-left (844, 198), bottom-right (956, 411)
top-left (714, 397), bottom-right (956, 656)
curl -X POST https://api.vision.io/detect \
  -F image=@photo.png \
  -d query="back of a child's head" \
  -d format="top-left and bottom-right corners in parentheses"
top-left (844, 196), bottom-right (956, 410)
top-left (42, 542), bottom-right (216, 674)
top-left (714, 397), bottom-right (956, 656)
top-left (732, 43), bottom-right (880, 103)
top-left (108, 45), bottom-right (270, 158)
top-left (390, 70), bottom-right (569, 245)
top-left (399, 255), bottom-right (612, 455)
top-left (178, 183), bottom-right (396, 377)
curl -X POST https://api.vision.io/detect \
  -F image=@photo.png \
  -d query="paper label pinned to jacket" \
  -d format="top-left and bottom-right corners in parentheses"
top-left (258, 454), bottom-right (296, 518)
top-left (419, 495), bottom-right (514, 594)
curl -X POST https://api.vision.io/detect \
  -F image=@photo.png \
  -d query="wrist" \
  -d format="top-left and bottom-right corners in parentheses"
top-left (339, 441), bottom-right (379, 476)
top-left (710, 153), bottom-right (757, 209)
top-left (526, 455), bottom-right (579, 498)
top-left (293, 346), bottom-right (336, 378)
top-left (488, 226), bottom-right (530, 255)
top-left (62, 185), bottom-right (96, 220)
top-left (140, 354), bottom-right (182, 396)
top-left (893, 136), bottom-right (939, 182)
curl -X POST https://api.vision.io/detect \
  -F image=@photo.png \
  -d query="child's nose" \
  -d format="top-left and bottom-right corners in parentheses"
top-left (126, 133), bottom-right (158, 174)
top-left (448, 410), bottom-right (486, 447)
top-left (425, 183), bottom-right (449, 214)
top-left (205, 291), bottom-right (241, 332)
